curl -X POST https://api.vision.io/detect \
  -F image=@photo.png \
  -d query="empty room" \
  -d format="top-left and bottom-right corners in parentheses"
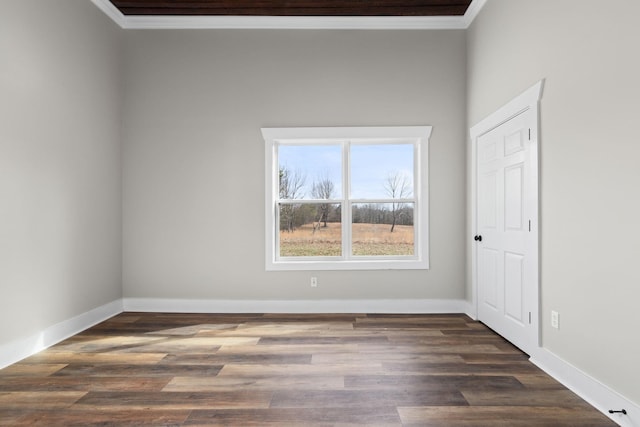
top-left (0, 0), bottom-right (638, 425)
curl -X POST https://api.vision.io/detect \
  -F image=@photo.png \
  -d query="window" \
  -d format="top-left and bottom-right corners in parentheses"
top-left (263, 126), bottom-right (431, 271)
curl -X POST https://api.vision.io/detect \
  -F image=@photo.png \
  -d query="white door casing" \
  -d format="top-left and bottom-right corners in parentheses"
top-left (470, 81), bottom-right (543, 355)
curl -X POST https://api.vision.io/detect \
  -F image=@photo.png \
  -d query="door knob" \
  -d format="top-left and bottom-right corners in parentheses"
top-left (474, 235), bottom-right (482, 242)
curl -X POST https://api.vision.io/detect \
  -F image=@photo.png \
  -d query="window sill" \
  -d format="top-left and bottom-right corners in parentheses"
top-left (266, 258), bottom-right (429, 271)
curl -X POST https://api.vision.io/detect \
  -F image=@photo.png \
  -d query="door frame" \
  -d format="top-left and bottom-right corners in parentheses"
top-left (470, 80), bottom-right (544, 353)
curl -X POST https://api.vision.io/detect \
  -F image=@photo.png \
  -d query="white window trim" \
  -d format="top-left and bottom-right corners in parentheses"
top-left (263, 126), bottom-right (431, 271)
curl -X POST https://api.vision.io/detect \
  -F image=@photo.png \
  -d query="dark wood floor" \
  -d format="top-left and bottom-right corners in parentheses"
top-left (0, 313), bottom-right (615, 426)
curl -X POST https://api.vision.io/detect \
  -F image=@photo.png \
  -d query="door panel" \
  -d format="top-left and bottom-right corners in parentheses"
top-left (504, 164), bottom-right (523, 231)
top-left (504, 251), bottom-right (524, 323)
top-left (476, 109), bottom-right (534, 353)
top-left (480, 172), bottom-right (497, 229)
top-left (504, 128), bottom-right (525, 155)
top-left (480, 247), bottom-right (499, 309)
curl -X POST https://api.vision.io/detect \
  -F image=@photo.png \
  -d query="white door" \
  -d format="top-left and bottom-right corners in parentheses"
top-left (475, 107), bottom-right (538, 354)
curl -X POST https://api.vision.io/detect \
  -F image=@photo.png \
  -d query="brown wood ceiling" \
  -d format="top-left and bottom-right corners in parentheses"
top-left (109, 1), bottom-right (473, 17)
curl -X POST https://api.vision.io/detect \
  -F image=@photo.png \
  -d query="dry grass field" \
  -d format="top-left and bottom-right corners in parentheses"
top-left (280, 222), bottom-right (414, 257)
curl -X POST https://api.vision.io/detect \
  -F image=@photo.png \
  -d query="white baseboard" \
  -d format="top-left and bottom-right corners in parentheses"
top-left (123, 297), bottom-right (471, 314)
top-left (0, 299), bottom-right (123, 369)
top-left (531, 348), bottom-right (639, 427)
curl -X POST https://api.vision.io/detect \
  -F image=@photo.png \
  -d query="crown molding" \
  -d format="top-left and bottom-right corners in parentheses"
top-left (91, 0), bottom-right (486, 30)
top-left (123, 15), bottom-right (466, 30)
top-left (460, 0), bottom-right (487, 28)
top-left (91, 0), bottom-right (126, 28)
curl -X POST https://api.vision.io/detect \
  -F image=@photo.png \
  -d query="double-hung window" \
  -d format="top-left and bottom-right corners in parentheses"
top-left (263, 126), bottom-right (431, 270)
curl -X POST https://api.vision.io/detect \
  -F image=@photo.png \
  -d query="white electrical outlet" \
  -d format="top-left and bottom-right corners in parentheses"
top-left (551, 310), bottom-right (559, 329)
top-left (310, 277), bottom-right (318, 287)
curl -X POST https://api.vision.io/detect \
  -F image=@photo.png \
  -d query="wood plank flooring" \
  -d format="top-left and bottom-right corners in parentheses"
top-left (0, 313), bottom-right (616, 426)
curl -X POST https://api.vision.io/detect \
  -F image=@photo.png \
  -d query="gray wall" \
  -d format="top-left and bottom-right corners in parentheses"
top-left (122, 30), bottom-right (467, 300)
top-left (467, 0), bottom-right (640, 406)
top-left (0, 0), bottom-right (123, 345)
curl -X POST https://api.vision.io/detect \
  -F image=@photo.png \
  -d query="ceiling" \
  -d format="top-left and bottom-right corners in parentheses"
top-left (108, 0), bottom-right (473, 17)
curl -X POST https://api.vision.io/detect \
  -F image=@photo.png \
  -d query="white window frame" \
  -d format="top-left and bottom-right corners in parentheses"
top-left (263, 126), bottom-right (431, 271)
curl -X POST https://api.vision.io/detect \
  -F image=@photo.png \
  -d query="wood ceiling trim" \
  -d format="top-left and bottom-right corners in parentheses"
top-left (91, 0), bottom-right (486, 29)
top-left (110, 1), bottom-right (472, 17)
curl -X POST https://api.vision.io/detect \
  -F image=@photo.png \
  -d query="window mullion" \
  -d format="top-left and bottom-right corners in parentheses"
top-left (278, 199), bottom-right (343, 204)
top-left (273, 200), bottom-right (278, 261)
top-left (272, 143), bottom-right (279, 262)
top-left (413, 140), bottom-right (420, 259)
top-left (343, 140), bottom-right (352, 260)
top-left (350, 198), bottom-right (416, 204)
